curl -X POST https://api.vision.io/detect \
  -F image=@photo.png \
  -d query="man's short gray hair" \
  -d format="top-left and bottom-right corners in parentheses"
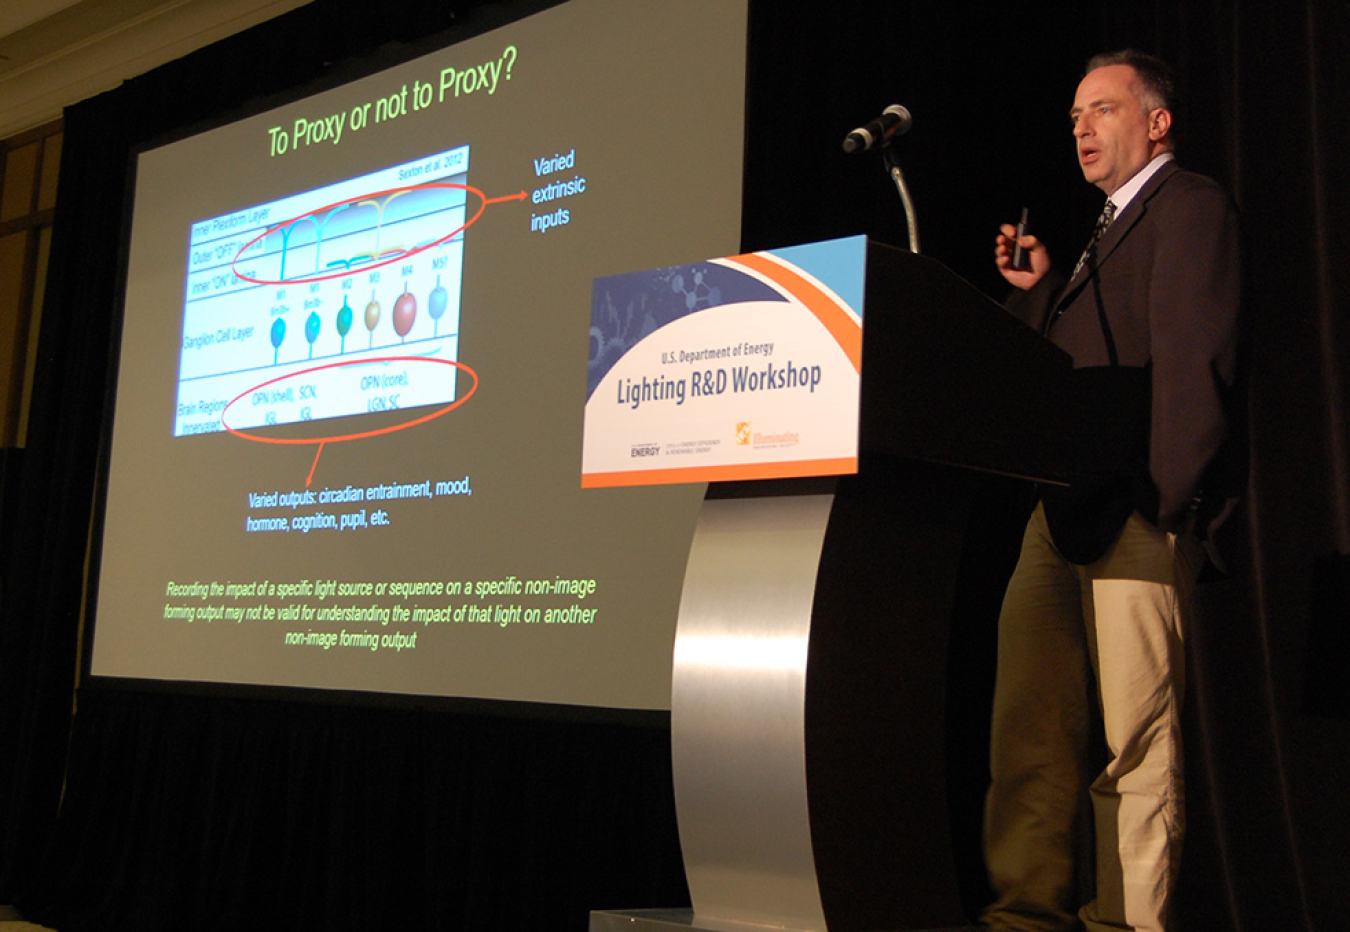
top-left (1085, 49), bottom-right (1175, 112)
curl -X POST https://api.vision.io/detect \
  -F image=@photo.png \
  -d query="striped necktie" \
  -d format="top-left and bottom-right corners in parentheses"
top-left (1071, 199), bottom-right (1116, 279)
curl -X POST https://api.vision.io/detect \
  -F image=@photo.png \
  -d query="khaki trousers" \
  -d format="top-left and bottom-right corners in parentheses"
top-left (983, 505), bottom-right (1201, 932)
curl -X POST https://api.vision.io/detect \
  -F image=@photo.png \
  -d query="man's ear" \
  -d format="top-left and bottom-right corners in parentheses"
top-left (1149, 107), bottom-right (1173, 143)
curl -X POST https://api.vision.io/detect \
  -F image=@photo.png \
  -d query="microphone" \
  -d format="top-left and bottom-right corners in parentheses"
top-left (842, 104), bottom-right (912, 154)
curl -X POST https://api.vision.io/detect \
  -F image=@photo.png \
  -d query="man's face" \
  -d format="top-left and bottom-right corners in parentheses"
top-left (1070, 64), bottom-right (1165, 196)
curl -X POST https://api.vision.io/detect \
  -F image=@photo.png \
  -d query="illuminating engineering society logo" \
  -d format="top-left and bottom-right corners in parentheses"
top-left (735, 421), bottom-right (799, 448)
top-left (750, 427), bottom-right (800, 448)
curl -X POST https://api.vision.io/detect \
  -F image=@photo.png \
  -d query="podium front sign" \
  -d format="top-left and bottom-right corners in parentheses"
top-left (583, 236), bottom-right (865, 488)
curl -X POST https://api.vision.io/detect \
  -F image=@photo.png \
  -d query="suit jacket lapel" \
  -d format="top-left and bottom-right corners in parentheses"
top-left (1053, 161), bottom-right (1181, 313)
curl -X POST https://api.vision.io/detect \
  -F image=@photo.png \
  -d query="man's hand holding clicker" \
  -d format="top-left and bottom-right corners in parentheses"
top-left (995, 223), bottom-right (1050, 290)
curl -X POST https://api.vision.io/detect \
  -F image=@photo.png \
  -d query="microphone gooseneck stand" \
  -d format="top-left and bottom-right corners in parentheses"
top-left (882, 143), bottom-right (921, 254)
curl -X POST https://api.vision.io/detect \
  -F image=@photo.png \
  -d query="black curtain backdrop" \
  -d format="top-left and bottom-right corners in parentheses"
top-left (2, 1), bottom-right (1347, 929)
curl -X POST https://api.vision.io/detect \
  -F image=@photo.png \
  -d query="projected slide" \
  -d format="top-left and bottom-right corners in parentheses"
top-left (90, 0), bottom-right (748, 711)
top-left (177, 148), bottom-right (472, 437)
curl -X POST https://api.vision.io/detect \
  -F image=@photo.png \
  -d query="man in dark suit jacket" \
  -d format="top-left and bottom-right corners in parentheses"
top-left (981, 51), bottom-right (1242, 932)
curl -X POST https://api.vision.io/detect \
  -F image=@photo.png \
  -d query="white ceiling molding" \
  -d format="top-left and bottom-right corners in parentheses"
top-left (0, 0), bottom-right (312, 140)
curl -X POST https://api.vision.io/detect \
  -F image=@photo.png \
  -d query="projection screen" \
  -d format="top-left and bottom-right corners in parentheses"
top-left (88, 0), bottom-right (748, 710)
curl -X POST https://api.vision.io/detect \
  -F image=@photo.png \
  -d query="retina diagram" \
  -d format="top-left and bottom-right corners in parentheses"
top-left (174, 146), bottom-right (518, 459)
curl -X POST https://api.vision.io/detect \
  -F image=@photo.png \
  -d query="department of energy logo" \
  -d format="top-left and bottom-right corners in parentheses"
top-left (735, 422), bottom-right (751, 446)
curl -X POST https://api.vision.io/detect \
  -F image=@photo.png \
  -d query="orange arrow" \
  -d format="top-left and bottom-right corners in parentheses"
top-left (306, 441), bottom-right (325, 487)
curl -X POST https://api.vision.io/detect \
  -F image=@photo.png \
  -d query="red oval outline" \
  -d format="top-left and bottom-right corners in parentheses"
top-left (232, 182), bottom-right (485, 286)
top-left (220, 355), bottom-right (478, 446)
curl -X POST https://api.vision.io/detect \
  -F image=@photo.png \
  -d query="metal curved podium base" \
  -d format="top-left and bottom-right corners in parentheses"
top-left (672, 492), bottom-right (835, 931)
top-left (665, 463), bottom-right (986, 932)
